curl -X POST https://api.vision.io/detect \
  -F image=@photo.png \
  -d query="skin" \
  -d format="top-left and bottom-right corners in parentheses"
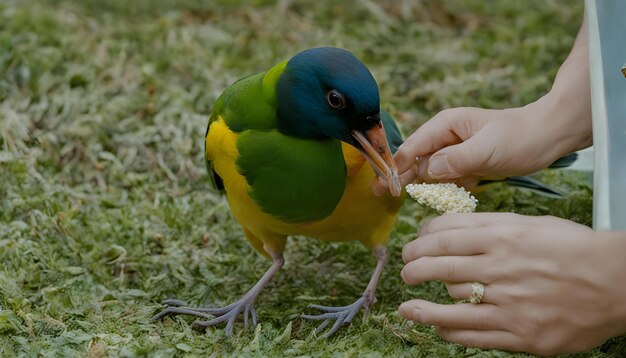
top-left (400, 213), bottom-right (626, 355)
top-left (373, 16), bottom-right (626, 355)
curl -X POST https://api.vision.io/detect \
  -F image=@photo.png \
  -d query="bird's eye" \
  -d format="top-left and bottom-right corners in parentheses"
top-left (326, 89), bottom-right (346, 109)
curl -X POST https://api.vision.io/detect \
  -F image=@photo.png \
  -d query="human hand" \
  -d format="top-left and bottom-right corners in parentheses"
top-left (395, 106), bottom-right (567, 187)
top-left (373, 102), bottom-right (588, 196)
top-left (398, 213), bottom-right (626, 355)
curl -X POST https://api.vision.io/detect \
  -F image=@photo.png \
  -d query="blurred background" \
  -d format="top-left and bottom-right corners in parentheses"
top-left (2, 0), bottom-right (617, 356)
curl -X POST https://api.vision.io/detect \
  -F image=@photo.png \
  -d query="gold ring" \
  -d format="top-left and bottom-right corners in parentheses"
top-left (469, 282), bottom-right (485, 304)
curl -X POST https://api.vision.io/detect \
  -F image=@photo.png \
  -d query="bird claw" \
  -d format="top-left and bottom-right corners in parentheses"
top-left (192, 302), bottom-right (257, 336)
top-left (301, 295), bottom-right (368, 338)
top-left (151, 298), bottom-right (258, 336)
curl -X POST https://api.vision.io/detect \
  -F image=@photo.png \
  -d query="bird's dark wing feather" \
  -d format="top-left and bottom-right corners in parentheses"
top-left (548, 152), bottom-right (578, 169)
top-left (478, 152), bottom-right (578, 198)
top-left (479, 176), bottom-right (565, 199)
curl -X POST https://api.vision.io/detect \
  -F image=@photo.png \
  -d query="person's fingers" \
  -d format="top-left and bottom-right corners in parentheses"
top-left (398, 299), bottom-right (506, 331)
top-left (436, 327), bottom-right (523, 352)
top-left (401, 256), bottom-right (489, 284)
top-left (402, 227), bottom-right (494, 263)
top-left (416, 156), bottom-right (482, 187)
top-left (416, 154), bottom-right (432, 181)
top-left (445, 282), bottom-right (499, 303)
top-left (399, 169), bottom-right (418, 186)
top-left (427, 133), bottom-right (494, 179)
top-left (418, 212), bottom-right (526, 236)
top-left (394, 108), bottom-right (487, 175)
top-left (453, 176), bottom-right (481, 190)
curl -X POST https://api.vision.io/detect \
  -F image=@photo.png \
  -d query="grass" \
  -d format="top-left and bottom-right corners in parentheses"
top-left (0, 0), bottom-right (624, 356)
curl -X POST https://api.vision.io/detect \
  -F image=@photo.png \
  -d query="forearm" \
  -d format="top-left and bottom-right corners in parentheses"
top-left (527, 16), bottom-right (593, 161)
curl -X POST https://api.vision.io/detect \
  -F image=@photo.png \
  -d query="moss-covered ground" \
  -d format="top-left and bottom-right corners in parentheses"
top-left (1, 0), bottom-right (624, 356)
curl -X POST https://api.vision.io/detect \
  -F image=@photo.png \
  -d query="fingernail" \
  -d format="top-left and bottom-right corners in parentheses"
top-left (398, 303), bottom-right (421, 321)
top-left (410, 307), bottom-right (422, 321)
top-left (428, 155), bottom-right (456, 179)
top-left (400, 266), bottom-right (410, 284)
top-left (398, 302), bottom-right (409, 317)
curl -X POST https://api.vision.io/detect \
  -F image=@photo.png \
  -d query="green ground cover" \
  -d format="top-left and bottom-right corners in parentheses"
top-left (1, 0), bottom-right (624, 356)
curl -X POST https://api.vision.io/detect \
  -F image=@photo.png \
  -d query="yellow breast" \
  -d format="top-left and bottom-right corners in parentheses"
top-left (206, 116), bottom-right (404, 252)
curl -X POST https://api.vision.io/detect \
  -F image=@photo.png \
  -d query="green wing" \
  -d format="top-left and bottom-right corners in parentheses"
top-left (204, 65), bottom-right (284, 193)
top-left (236, 131), bottom-right (346, 223)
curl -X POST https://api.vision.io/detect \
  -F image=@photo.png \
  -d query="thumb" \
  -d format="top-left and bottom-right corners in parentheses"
top-left (427, 137), bottom-right (491, 179)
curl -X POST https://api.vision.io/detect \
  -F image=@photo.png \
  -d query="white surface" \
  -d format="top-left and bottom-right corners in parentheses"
top-left (565, 147), bottom-right (594, 172)
top-left (586, 0), bottom-right (626, 231)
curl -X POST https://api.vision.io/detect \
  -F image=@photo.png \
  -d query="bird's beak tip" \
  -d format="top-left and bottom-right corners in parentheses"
top-left (352, 125), bottom-right (402, 197)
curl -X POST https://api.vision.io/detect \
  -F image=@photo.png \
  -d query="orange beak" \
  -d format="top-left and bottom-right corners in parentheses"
top-left (352, 123), bottom-right (402, 197)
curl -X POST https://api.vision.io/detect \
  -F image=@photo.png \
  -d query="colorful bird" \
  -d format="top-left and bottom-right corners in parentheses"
top-left (152, 47), bottom-right (405, 337)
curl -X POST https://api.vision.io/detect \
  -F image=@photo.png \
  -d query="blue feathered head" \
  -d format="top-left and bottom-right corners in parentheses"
top-left (276, 47), bottom-right (381, 145)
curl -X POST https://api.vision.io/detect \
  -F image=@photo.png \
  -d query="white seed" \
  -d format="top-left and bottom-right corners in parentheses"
top-left (405, 183), bottom-right (478, 214)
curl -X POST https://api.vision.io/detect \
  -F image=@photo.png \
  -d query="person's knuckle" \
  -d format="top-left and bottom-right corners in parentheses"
top-left (438, 107), bottom-right (465, 122)
top-left (437, 233), bottom-right (452, 253)
top-left (482, 268), bottom-right (497, 284)
top-left (394, 148), bottom-right (409, 162)
top-left (444, 259), bottom-right (456, 281)
top-left (498, 225), bottom-right (525, 247)
top-left (409, 306), bottom-right (423, 322)
top-left (473, 311), bottom-right (494, 330)
top-left (445, 283), bottom-right (456, 297)
top-left (417, 307), bottom-right (438, 325)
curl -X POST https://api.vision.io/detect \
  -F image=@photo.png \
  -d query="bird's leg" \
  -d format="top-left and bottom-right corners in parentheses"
top-left (302, 246), bottom-right (387, 338)
top-left (152, 250), bottom-right (284, 336)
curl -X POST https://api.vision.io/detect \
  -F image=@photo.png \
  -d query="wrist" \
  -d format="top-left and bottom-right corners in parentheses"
top-left (543, 87), bottom-right (593, 153)
top-left (501, 99), bottom-right (579, 173)
top-left (516, 89), bottom-right (592, 168)
top-left (596, 231), bottom-right (626, 336)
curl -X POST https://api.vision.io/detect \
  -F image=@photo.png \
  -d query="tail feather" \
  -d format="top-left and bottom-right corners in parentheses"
top-left (475, 153), bottom-right (577, 198)
top-left (479, 176), bottom-right (564, 199)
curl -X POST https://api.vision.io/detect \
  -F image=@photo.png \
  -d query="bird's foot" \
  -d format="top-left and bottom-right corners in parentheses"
top-left (152, 253), bottom-right (283, 337)
top-left (301, 294), bottom-right (374, 338)
top-left (151, 297), bottom-right (258, 336)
